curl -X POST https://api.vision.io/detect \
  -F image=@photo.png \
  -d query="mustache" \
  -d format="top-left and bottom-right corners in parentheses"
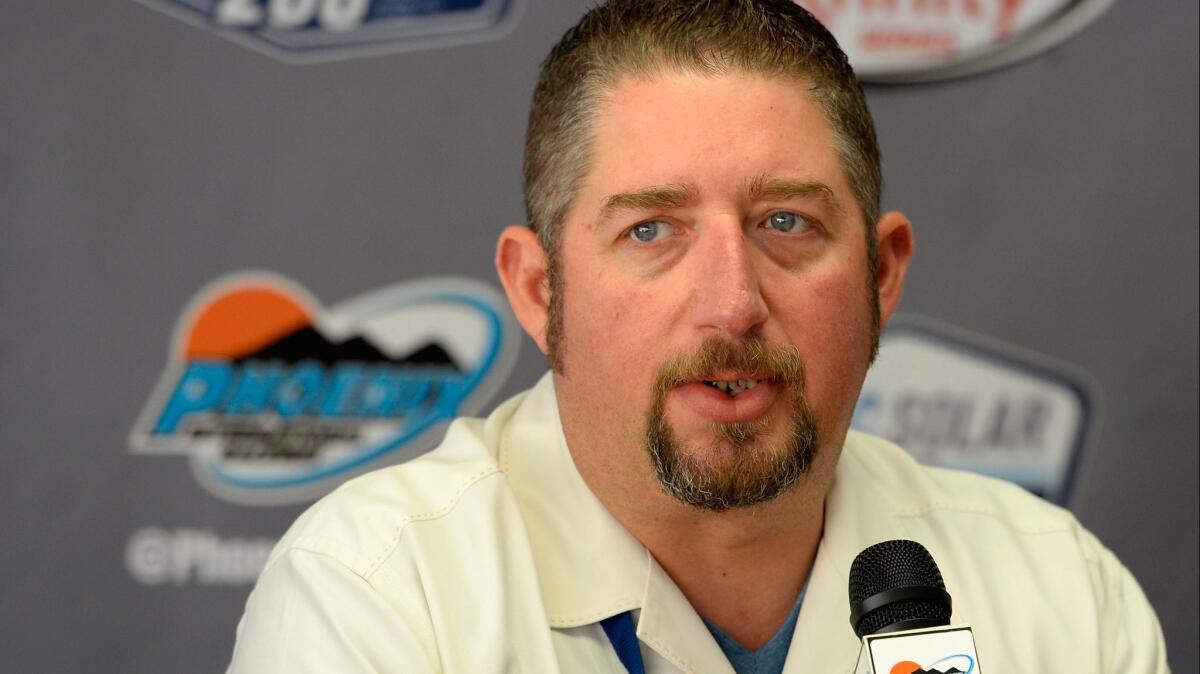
top-left (653, 337), bottom-right (805, 396)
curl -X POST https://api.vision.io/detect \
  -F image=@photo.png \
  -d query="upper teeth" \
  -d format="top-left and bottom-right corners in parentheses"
top-left (705, 379), bottom-right (759, 394)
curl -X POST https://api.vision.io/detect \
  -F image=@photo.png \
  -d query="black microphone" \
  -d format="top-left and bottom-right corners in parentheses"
top-left (848, 539), bottom-right (953, 636)
top-left (847, 540), bottom-right (981, 674)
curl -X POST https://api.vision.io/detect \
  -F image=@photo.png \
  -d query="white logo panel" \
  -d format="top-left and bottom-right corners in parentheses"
top-left (854, 316), bottom-right (1096, 502)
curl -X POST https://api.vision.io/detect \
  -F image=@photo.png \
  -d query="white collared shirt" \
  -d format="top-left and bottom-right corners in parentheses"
top-left (228, 374), bottom-right (1168, 673)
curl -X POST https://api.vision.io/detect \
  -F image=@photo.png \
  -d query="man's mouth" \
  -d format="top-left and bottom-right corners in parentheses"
top-left (655, 337), bottom-right (803, 425)
top-left (701, 379), bottom-right (761, 396)
top-left (671, 375), bottom-right (780, 424)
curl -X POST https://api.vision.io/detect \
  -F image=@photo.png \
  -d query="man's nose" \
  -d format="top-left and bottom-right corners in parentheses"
top-left (689, 221), bottom-right (769, 338)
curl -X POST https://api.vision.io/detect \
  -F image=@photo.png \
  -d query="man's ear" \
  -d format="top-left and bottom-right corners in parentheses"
top-left (496, 225), bottom-right (552, 354)
top-left (874, 211), bottom-right (914, 329)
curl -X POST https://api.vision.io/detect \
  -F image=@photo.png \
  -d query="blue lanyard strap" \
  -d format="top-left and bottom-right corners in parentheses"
top-left (600, 611), bottom-right (646, 674)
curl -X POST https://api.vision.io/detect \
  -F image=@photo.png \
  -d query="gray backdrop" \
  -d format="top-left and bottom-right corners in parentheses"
top-left (2, 1), bottom-right (1196, 671)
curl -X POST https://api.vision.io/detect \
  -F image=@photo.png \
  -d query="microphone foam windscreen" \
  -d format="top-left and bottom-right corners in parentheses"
top-left (848, 539), bottom-right (952, 637)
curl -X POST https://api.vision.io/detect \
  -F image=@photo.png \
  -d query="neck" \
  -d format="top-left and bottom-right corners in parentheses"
top-left (632, 484), bottom-right (826, 649)
top-left (572, 448), bottom-right (831, 650)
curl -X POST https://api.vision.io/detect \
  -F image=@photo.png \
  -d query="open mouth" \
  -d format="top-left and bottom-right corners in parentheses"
top-left (672, 373), bottom-right (782, 424)
top-left (701, 378), bottom-right (762, 396)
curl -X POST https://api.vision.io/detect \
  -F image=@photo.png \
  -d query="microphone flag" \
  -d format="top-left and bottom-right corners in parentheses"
top-left (852, 625), bottom-right (981, 674)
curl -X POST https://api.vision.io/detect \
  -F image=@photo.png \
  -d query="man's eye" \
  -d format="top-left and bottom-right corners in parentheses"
top-left (765, 211), bottom-right (810, 234)
top-left (630, 220), bottom-right (672, 243)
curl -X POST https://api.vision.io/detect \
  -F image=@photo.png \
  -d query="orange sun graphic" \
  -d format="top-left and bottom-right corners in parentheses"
top-left (890, 662), bottom-right (923, 674)
top-left (183, 285), bottom-right (313, 359)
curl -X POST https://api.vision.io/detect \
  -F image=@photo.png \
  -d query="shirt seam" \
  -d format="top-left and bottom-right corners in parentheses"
top-left (549, 533), bottom-right (652, 627)
top-left (359, 465), bottom-right (503, 579)
top-left (641, 632), bottom-right (694, 674)
top-left (547, 599), bottom-right (644, 628)
top-left (893, 502), bottom-right (1076, 536)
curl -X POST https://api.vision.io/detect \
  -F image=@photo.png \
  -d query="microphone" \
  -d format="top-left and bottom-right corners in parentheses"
top-left (849, 539), bottom-right (952, 636)
top-left (848, 540), bottom-right (982, 674)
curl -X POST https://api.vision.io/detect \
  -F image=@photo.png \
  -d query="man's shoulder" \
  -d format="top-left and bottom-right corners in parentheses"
top-left (835, 429), bottom-right (1113, 623)
top-left (837, 436), bottom-right (1166, 670)
top-left (842, 430), bottom-right (1080, 537)
top-left (264, 412), bottom-right (514, 579)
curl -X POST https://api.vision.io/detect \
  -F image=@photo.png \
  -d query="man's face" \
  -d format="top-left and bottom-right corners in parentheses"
top-left (547, 71), bottom-right (885, 510)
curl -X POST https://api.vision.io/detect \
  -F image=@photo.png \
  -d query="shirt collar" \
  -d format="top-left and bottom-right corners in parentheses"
top-left (497, 375), bottom-right (735, 671)
top-left (785, 431), bottom-right (914, 672)
top-left (499, 373), bottom-right (650, 627)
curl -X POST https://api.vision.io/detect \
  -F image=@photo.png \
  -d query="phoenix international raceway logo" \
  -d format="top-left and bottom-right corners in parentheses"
top-left (135, 0), bottom-right (522, 63)
top-left (129, 271), bottom-right (519, 505)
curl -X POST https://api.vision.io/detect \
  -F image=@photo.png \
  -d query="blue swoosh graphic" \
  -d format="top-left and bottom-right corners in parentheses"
top-left (930, 653), bottom-right (974, 674)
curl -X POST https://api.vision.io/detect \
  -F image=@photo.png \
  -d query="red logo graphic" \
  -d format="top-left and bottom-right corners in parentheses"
top-left (797, 0), bottom-right (1113, 82)
top-left (181, 284), bottom-right (316, 361)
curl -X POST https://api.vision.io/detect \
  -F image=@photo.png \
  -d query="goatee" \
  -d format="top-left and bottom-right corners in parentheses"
top-left (646, 337), bottom-right (818, 512)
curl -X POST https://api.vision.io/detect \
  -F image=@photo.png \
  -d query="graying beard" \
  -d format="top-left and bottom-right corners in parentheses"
top-left (646, 395), bottom-right (816, 512)
top-left (709, 419), bottom-right (770, 445)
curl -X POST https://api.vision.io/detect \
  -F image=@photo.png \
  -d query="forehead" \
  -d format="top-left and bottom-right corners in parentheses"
top-left (570, 70), bottom-right (853, 217)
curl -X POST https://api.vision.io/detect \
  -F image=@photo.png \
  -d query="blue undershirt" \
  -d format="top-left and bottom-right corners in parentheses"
top-left (701, 582), bottom-right (807, 674)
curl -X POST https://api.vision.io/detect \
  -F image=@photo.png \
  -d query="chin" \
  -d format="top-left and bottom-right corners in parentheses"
top-left (648, 411), bottom-right (817, 513)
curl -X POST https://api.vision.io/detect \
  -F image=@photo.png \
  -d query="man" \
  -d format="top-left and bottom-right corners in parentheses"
top-left (228, 1), bottom-right (1168, 672)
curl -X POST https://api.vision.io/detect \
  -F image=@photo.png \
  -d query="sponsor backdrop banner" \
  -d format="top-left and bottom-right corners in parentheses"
top-left (2, 1), bottom-right (1195, 671)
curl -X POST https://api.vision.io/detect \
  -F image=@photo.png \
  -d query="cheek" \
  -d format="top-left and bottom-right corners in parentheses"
top-left (776, 268), bottom-right (875, 420)
top-left (809, 275), bottom-right (873, 345)
top-left (563, 253), bottom-right (668, 349)
top-left (556, 283), bottom-right (671, 451)
top-left (561, 280), bottom-right (665, 387)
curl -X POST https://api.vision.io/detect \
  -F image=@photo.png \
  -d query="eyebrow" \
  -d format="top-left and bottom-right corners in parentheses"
top-left (599, 183), bottom-right (698, 222)
top-left (747, 174), bottom-right (844, 214)
top-left (596, 175), bottom-right (844, 225)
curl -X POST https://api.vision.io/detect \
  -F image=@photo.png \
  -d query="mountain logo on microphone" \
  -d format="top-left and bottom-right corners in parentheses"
top-left (129, 271), bottom-right (519, 505)
top-left (889, 654), bottom-right (975, 674)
